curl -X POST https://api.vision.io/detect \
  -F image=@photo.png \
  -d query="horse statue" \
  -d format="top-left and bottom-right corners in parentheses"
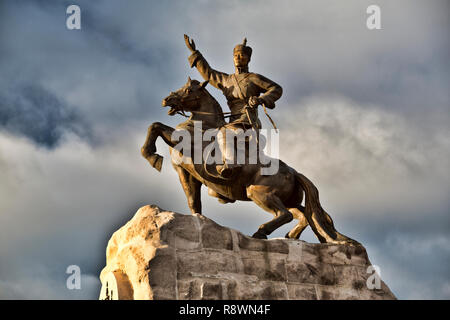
top-left (141, 77), bottom-right (358, 245)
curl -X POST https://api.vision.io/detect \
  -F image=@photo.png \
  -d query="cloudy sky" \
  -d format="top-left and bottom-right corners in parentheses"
top-left (0, 0), bottom-right (448, 299)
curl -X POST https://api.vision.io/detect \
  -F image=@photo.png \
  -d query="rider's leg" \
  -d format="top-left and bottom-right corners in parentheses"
top-left (215, 127), bottom-right (233, 178)
top-left (215, 125), bottom-right (257, 178)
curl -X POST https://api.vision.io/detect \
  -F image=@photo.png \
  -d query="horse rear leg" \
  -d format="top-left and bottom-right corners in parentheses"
top-left (286, 205), bottom-right (309, 239)
top-left (174, 165), bottom-right (202, 215)
top-left (285, 204), bottom-right (343, 242)
top-left (246, 185), bottom-right (294, 239)
top-left (295, 172), bottom-right (359, 245)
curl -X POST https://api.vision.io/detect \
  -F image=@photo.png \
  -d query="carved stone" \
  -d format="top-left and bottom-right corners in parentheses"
top-left (99, 205), bottom-right (396, 300)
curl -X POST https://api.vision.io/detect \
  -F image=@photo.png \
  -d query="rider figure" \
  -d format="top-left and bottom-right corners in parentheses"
top-left (184, 35), bottom-right (282, 178)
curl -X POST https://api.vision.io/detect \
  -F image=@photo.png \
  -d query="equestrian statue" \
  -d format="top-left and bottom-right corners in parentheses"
top-left (141, 35), bottom-right (358, 245)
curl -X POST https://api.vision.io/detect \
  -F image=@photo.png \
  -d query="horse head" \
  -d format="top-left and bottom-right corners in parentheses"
top-left (162, 77), bottom-right (210, 116)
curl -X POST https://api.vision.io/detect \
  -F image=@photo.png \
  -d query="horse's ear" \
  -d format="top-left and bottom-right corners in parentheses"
top-left (187, 76), bottom-right (192, 85)
top-left (200, 80), bottom-right (209, 89)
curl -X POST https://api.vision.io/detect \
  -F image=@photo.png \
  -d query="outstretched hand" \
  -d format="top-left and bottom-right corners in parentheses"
top-left (184, 34), bottom-right (196, 52)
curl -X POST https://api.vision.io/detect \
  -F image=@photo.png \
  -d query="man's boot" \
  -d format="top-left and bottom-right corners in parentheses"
top-left (216, 162), bottom-right (240, 179)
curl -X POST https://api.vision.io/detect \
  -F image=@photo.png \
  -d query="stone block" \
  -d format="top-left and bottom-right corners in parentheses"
top-left (287, 283), bottom-right (318, 300)
top-left (316, 244), bottom-right (369, 266)
top-left (242, 257), bottom-right (287, 282)
top-left (333, 265), bottom-right (359, 286)
top-left (148, 254), bottom-right (177, 291)
top-left (315, 284), bottom-right (361, 300)
top-left (286, 262), bottom-right (336, 285)
top-left (176, 250), bottom-right (240, 279)
top-left (166, 214), bottom-right (200, 243)
top-left (201, 281), bottom-right (223, 300)
top-left (227, 280), bottom-right (288, 300)
top-left (201, 222), bottom-right (233, 250)
top-left (237, 233), bottom-right (288, 254)
top-left (178, 279), bottom-right (202, 300)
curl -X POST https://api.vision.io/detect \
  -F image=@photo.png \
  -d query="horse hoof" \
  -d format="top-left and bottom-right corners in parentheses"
top-left (218, 198), bottom-right (235, 204)
top-left (146, 154), bottom-right (164, 172)
top-left (252, 231), bottom-right (267, 239)
top-left (141, 147), bottom-right (156, 158)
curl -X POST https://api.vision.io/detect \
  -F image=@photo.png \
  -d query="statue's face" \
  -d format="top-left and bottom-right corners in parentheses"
top-left (233, 50), bottom-right (250, 68)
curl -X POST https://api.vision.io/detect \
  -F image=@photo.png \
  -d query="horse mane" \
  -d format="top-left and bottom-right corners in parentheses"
top-left (199, 85), bottom-right (226, 125)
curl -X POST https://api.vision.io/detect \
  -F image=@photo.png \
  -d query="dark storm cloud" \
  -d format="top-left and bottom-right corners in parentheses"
top-left (0, 84), bottom-right (89, 147)
top-left (2, 0), bottom-right (446, 146)
top-left (348, 207), bottom-right (450, 299)
top-left (0, 0), bottom-right (187, 148)
top-left (276, 94), bottom-right (450, 298)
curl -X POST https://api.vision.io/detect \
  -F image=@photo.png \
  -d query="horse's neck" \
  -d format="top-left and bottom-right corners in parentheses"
top-left (190, 94), bottom-right (225, 129)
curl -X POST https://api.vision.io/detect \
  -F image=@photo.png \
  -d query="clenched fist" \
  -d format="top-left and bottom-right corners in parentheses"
top-left (248, 96), bottom-right (263, 108)
top-left (184, 34), bottom-right (196, 53)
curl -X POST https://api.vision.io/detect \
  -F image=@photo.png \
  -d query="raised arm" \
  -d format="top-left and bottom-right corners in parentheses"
top-left (184, 34), bottom-right (228, 89)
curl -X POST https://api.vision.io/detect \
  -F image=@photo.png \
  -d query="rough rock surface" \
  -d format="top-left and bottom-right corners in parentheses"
top-left (99, 205), bottom-right (396, 300)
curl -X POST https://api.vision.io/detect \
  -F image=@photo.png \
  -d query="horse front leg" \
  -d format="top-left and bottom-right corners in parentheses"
top-left (174, 165), bottom-right (202, 215)
top-left (141, 122), bottom-right (175, 172)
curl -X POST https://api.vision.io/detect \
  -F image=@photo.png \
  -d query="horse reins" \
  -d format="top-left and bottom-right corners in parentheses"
top-left (175, 106), bottom-right (278, 130)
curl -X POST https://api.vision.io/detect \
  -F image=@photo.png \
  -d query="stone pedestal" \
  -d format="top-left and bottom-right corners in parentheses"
top-left (99, 205), bottom-right (396, 300)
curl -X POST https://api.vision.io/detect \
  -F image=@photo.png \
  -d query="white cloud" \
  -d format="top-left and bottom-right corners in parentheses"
top-left (276, 95), bottom-right (450, 216)
top-left (0, 126), bottom-right (186, 299)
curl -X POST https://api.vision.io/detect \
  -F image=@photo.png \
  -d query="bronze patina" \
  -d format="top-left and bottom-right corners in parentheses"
top-left (141, 36), bottom-right (358, 244)
top-left (185, 35), bottom-right (282, 177)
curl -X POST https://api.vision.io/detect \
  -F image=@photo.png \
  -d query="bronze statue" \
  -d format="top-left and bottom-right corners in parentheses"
top-left (140, 36), bottom-right (358, 245)
top-left (185, 35), bottom-right (282, 178)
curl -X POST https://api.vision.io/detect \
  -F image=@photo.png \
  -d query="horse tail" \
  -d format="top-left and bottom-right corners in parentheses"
top-left (294, 171), bottom-right (359, 244)
top-left (294, 172), bottom-right (330, 230)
